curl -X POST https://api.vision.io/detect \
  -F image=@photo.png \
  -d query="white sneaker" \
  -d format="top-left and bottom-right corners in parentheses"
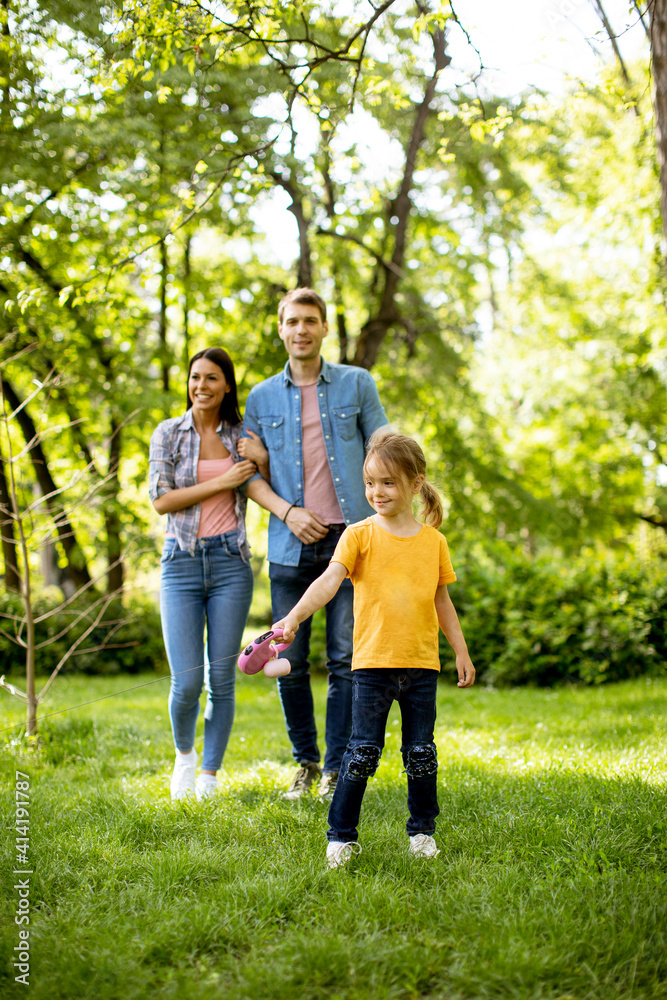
top-left (195, 773), bottom-right (218, 800)
top-left (326, 841), bottom-right (362, 869)
top-left (409, 834), bottom-right (440, 858)
top-left (170, 749), bottom-right (197, 800)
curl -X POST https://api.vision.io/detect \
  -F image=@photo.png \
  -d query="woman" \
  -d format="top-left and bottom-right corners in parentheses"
top-left (149, 347), bottom-right (268, 800)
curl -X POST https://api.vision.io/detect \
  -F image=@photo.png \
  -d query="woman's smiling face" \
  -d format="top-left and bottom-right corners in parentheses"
top-left (188, 358), bottom-right (230, 414)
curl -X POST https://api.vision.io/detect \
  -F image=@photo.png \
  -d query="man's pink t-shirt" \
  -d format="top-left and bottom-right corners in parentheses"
top-left (300, 383), bottom-right (344, 523)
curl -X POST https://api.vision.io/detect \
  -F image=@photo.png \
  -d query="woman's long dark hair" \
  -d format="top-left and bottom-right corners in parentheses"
top-left (186, 348), bottom-right (242, 426)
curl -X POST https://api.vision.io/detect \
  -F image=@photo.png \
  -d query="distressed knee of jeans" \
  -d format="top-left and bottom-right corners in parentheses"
top-left (347, 743), bottom-right (381, 780)
top-left (403, 743), bottom-right (437, 778)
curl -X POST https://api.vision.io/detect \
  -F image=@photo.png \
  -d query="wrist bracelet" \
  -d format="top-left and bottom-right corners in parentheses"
top-left (283, 503), bottom-right (297, 523)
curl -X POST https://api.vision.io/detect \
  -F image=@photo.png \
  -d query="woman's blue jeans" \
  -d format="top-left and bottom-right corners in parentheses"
top-left (327, 668), bottom-right (440, 843)
top-left (159, 532), bottom-right (253, 772)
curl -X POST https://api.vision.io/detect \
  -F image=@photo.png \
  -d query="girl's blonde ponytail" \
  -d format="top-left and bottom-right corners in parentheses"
top-left (419, 480), bottom-right (443, 529)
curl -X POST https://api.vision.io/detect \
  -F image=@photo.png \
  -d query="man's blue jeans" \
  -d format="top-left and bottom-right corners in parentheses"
top-left (160, 532), bottom-right (253, 772)
top-left (327, 668), bottom-right (440, 842)
top-left (269, 524), bottom-right (354, 772)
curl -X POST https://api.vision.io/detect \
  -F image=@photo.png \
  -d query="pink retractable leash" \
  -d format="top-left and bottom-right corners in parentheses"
top-left (238, 627), bottom-right (292, 677)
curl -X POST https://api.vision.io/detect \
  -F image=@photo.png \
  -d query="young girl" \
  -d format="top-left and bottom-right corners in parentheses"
top-left (274, 428), bottom-right (475, 867)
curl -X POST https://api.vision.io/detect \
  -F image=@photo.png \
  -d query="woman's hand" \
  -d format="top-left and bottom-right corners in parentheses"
top-left (152, 458), bottom-right (257, 515)
top-left (216, 459), bottom-right (257, 491)
top-left (238, 430), bottom-right (269, 474)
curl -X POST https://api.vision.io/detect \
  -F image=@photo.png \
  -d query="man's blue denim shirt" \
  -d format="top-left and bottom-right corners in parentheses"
top-left (243, 358), bottom-right (388, 567)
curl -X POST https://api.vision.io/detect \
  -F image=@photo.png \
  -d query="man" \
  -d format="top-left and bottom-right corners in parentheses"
top-left (242, 287), bottom-right (388, 799)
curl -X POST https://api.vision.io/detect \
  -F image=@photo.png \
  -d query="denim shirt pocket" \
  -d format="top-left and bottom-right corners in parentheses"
top-left (259, 414), bottom-right (285, 451)
top-left (332, 405), bottom-right (361, 441)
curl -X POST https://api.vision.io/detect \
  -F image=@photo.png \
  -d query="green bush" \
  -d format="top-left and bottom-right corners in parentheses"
top-left (442, 556), bottom-right (667, 686)
top-left (0, 591), bottom-right (167, 677)
top-left (5, 555), bottom-right (663, 687)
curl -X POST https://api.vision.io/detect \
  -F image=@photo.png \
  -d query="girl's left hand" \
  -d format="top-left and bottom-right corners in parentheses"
top-left (456, 654), bottom-right (476, 687)
top-left (238, 430), bottom-right (269, 466)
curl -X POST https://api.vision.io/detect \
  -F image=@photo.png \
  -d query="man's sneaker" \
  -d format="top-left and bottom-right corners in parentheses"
top-left (283, 762), bottom-right (322, 800)
top-left (327, 841), bottom-right (362, 869)
top-left (195, 773), bottom-right (218, 801)
top-left (409, 834), bottom-right (440, 858)
top-left (171, 749), bottom-right (197, 800)
top-left (318, 770), bottom-right (339, 800)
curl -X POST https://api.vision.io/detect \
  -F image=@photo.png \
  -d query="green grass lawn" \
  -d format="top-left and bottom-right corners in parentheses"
top-left (1, 672), bottom-right (666, 1000)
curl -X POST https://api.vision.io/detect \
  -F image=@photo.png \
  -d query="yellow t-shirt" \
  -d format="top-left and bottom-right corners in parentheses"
top-left (332, 517), bottom-right (457, 672)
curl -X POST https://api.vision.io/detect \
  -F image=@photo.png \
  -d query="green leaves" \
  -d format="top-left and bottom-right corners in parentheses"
top-left (448, 555), bottom-right (666, 687)
top-left (2, 1), bottom-right (665, 605)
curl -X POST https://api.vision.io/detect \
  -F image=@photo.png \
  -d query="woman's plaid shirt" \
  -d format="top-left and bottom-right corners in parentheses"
top-left (148, 409), bottom-right (258, 559)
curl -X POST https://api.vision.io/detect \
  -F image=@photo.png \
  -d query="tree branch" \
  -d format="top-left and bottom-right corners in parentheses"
top-left (639, 512), bottom-right (667, 532)
top-left (315, 226), bottom-right (405, 277)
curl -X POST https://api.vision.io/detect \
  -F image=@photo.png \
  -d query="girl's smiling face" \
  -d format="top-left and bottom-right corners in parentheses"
top-left (364, 456), bottom-right (422, 518)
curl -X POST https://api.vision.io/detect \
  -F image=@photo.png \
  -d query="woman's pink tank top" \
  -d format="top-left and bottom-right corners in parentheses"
top-left (197, 457), bottom-right (237, 538)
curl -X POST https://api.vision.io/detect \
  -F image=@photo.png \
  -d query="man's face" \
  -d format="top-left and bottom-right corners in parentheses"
top-left (278, 301), bottom-right (328, 362)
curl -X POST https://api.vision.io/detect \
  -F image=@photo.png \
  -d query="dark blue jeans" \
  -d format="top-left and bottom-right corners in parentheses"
top-left (327, 668), bottom-right (440, 842)
top-left (269, 525), bottom-right (354, 772)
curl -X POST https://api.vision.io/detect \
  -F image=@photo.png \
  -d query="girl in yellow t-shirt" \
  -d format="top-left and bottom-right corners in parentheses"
top-left (274, 428), bottom-right (475, 869)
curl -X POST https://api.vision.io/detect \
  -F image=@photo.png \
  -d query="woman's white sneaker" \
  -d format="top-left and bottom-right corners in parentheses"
top-left (409, 834), bottom-right (440, 858)
top-left (170, 748), bottom-right (197, 800)
top-left (326, 841), bottom-right (362, 869)
top-left (195, 773), bottom-right (218, 800)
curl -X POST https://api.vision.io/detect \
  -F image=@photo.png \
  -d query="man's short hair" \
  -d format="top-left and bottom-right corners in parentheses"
top-left (278, 287), bottom-right (327, 324)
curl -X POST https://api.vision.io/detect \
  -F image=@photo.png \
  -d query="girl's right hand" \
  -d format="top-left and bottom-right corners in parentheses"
top-left (272, 615), bottom-right (300, 644)
top-left (217, 460), bottom-right (257, 490)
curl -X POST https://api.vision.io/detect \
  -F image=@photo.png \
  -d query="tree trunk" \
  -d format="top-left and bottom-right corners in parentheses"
top-left (270, 172), bottom-right (313, 287)
top-left (353, 23), bottom-right (450, 369)
top-left (183, 233), bottom-right (192, 367)
top-left (321, 146), bottom-right (349, 361)
top-left (0, 378), bottom-right (93, 591)
top-left (25, 607), bottom-right (37, 735)
top-left (1, 0), bottom-right (13, 132)
top-left (650, 0), bottom-right (667, 257)
top-left (159, 237), bottom-right (170, 391)
top-left (593, 0), bottom-right (633, 87)
top-left (3, 406), bottom-right (38, 733)
top-left (0, 448), bottom-right (20, 591)
top-left (105, 420), bottom-right (124, 597)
